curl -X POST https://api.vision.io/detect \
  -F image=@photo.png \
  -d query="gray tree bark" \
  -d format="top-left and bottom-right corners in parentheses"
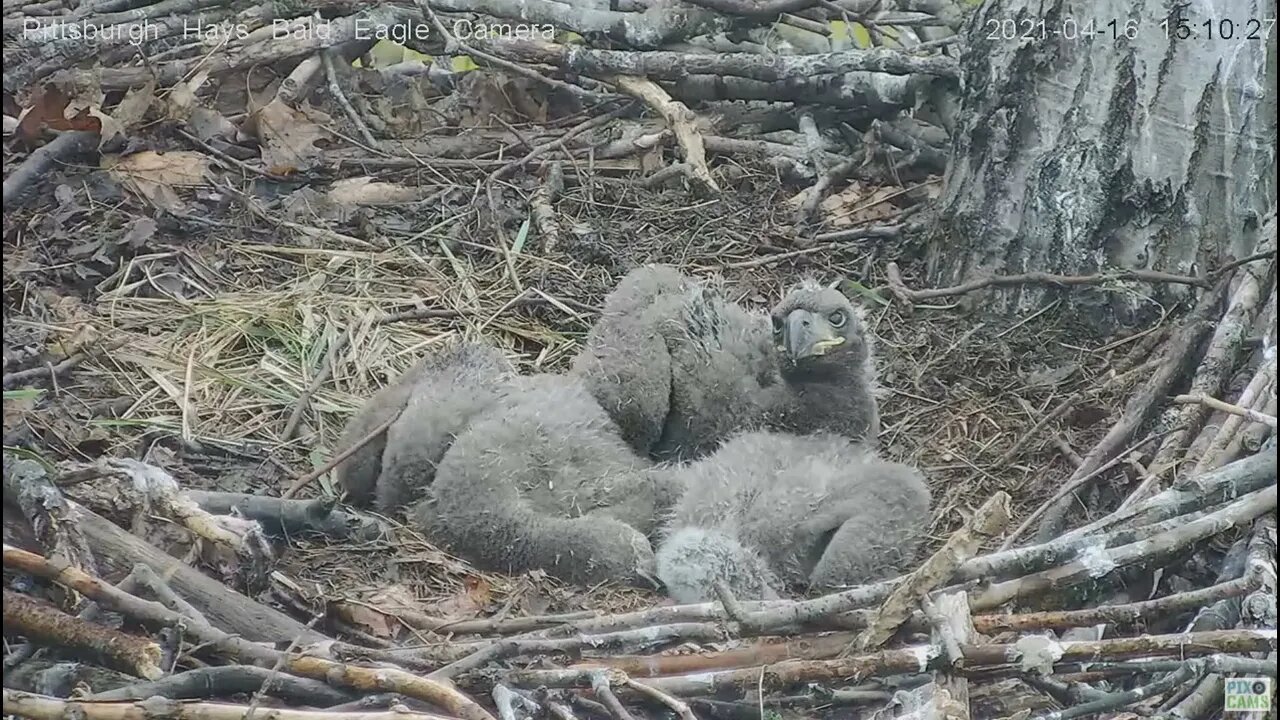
top-left (927, 0), bottom-right (1277, 317)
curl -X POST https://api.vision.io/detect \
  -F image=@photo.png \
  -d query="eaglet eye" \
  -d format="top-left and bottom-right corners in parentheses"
top-left (828, 310), bottom-right (846, 328)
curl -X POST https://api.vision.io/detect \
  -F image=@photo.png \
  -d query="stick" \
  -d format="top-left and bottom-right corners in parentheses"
top-left (1174, 393), bottom-right (1278, 429)
top-left (281, 414), bottom-right (399, 499)
top-left (793, 151), bottom-right (867, 229)
top-left (2, 691), bottom-right (459, 720)
top-left (2, 545), bottom-right (495, 720)
top-left (972, 485), bottom-right (1276, 609)
top-left (1, 131), bottom-right (99, 209)
top-left (7, 458), bottom-right (313, 643)
top-left (2, 339), bottom-right (127, 388)
top-left (1034, 275), bottom-right (1232, 541)
top-left (1061, 443), bottom-right (1276, 540)
top-left (922, 591), bottom-right (976, 720)
top-left (322, 49), bottom-right (379, 148)
top-left (973, 578), bottom-right (1251, 633)
top-left (530, 161), bottom-right (565, 253)
top-left (1137, 243), bottom-right (1274, 500)
top-left (721, 225), bottom-right (900, 270)
top-left (1003, 429), bottom-right (1174, 549)
top-left (852, 492), bottom-right (1010, 652)
top-left (1032, 659), bottom-right (1223, 720)
top-left (590, 671), bottom-right (637, 720)
top-left (570, 580), bottom-right (1255, 677)
top-left (282, 334), bottom-right (349, 442)
top-left (610, 75), bottom-right (718, 193)
top-left (622, 678), bottom-right (698, 720)
top-left (186, 491), bottom-right (384, 541)
top-left (504, 629), bottom-right (1277, 695)
top-left (86, 666), bottom-right (353, 706)
top-left (418, 1), bottom-right (607, 98)
top-left (681, 0), bottom-right (819, 18)
top-left (127, 564), bottom-right (208, 625)
top-left (2, 590), bottom-right (164, 680)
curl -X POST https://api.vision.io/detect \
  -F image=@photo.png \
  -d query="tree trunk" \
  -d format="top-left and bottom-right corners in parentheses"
top-left (927, 0), bottom-right (1277, 317)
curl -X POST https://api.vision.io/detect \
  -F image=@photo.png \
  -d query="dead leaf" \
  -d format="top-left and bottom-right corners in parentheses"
top-left (2, 389), bottom-right (42, 434)
top-left (464, 575), bottom-right (492, 606)
top-left (341, 602), bottom-right (400, 638)
top-left (787, 181), bottom-right (902, 228)
top-left (111, 81), bottom-right (158, 132)
top-left (119, 217), bottom-right (157, 248)
top-left (350, 584), bottom-right (441, 639)
top-left (327, 177), bottom-right (426, 206)
top-left (54, 184), bottom-right (76, 206)
top-left (63, 83), bottom-right (105, 123)
top-left (103, 150), bottom-right (211, 212)
top-left (166, 70), bottom-right (209, 122)
top-left (66, 238), bottom-right (105, 259)
top-left (87, 106), bottom-right (124, 148)
top-left (52, 185), bottom-right (82, 223)
top-left (431, 575), bottom-right (492, 619)
top-left (639, 146), bottom-right (665, 174)
top-left (249, 99), bottom-right (333, 173)
top-left (16, 84), bottom-right (101, 141)
top-left (447, 72), bottom-right (547, 128)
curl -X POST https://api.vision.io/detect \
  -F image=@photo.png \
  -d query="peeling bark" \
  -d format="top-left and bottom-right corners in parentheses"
top-left (928, 0), bottom-right (1277, 317)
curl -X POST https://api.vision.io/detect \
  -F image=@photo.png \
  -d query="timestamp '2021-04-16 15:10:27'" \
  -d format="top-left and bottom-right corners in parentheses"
top-left (985, 15), bottom-right (1275, 41)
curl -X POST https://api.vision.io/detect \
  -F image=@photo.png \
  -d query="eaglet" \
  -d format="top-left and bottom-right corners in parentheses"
top-left (573, 266), bottom-right (880, 462)
top-left (332, 340), bottom-right (514, 512)
top-left (409, 373), bottom-right (682, 587)
top-left (654, 431), bottom-right (930, 603)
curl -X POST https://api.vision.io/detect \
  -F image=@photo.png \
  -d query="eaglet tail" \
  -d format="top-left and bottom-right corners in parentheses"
top-left (333, 359), bottom-right (431, 506)
top-left (374, 342), bottom-right (514, 513)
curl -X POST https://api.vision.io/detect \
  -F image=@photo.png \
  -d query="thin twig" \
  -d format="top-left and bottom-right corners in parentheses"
top-left (322, 49), bottom-right (379, 148)
top-left (885, 250), bottom-right (1277, 304)
top-left (622, 677), bottom-right (699, 720)
top-left (281, 414), bottom-right (400, 499)
top-left (1174, 393), bottom-right (1278, 429)
top-left (1002, 427), bottom-right (1179, 549)
top-left (590, 671), bottom-right (636, 720)
top-left (3, 340), bottom-right (127, 389)
top-left (282, 333), bottom-right (349, 442)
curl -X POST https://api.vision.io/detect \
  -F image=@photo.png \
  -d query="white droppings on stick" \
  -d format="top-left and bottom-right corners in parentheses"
top-left (1014, 634), bottom-right (1064, 675)
top-left (1078, 541), bottom-right (1117, 578)
top-left (908, 645), bottom-right (934, 672)
top-left (113, 457), bottom-right (180, 496)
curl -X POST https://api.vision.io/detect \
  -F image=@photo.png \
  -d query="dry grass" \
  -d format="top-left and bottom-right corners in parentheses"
top-left (3, 158), bottom-right (1145, 620)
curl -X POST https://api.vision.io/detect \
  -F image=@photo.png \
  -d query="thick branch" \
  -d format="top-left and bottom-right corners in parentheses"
top-left (854, 492), bottom-right (1010, 651)
top-left (504, 629), bottom-right (1277, 695)
top-left (2, 691), bottom-right (458, 720)
top-left (3, 590), bottom-right (163, 680)
top-left (476, 38), bottom-right (960, 80)
top-left (2, 545), bottom-right (496, 720)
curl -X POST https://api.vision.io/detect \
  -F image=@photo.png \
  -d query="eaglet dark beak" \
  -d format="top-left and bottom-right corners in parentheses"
top-left (780, 309), bottom-right (845, 361)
